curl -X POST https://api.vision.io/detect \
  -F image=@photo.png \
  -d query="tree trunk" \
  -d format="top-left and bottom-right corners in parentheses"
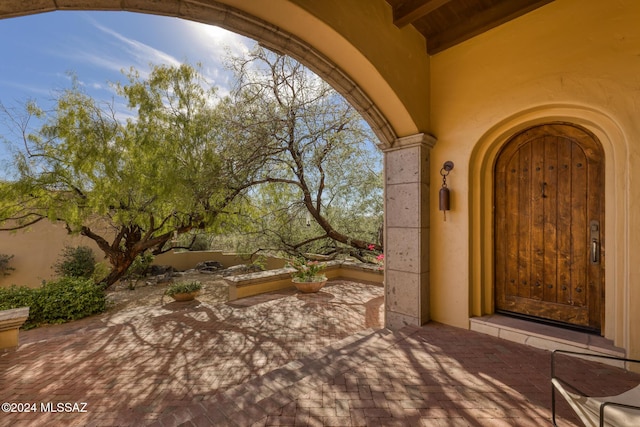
top-left (100, 257), bottom-right (137, 289)
top-left (81, 225), bottom-right (174, 289)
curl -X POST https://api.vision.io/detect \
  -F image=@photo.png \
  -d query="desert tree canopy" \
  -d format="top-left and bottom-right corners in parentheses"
top-left (0, 63), bottom-right (260, 287)
top-left (0, 47), bottom-right (383, 288)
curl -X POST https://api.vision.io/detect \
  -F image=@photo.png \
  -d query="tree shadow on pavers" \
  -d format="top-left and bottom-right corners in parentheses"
top-left (1, 302), bottom-right (295, 425)
top-left (226, 288), bottom-right (298, 308)
top-left (159, 297), bottom-right (203, 311)
top-left (294, 283), bottom-right (384, 329)
top-left (307, 323), bottom-right (640, 427)
top-left (295, 291), bottom-right (335, 303)
top-left (129, 291), bottom-right (383, 420)
top-left (0, 281), bottom-right (384, 426)
top-left (138, 281), bottom-right (382, 419)
top-left (0, 322), bottom-right (136, 426)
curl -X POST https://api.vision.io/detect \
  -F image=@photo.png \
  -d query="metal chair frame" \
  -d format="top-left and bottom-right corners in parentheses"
top-left (551, 349), bottom-right (640, 427)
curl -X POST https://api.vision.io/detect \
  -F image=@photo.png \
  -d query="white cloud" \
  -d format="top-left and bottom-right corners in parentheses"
top-left (47, 17), bottom-right (183, 81)
top-left (82, 17), bottom-right (254, 95)
top-left (181, 21), bottom-right (253, 59)
top-left (4, 14), bottom-right (258, 119)
top-left (91, 20), bottom-right (182, 69)
top-left (0, 80), bottom-right (52, 98)
top-left (176, 20), bottom-right (255, 91)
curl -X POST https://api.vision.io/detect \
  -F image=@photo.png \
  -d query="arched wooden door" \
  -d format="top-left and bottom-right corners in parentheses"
top-left (494, 123), bottom-right (604, 332)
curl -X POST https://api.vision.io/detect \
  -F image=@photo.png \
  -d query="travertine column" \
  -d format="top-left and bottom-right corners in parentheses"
top-left (383, 133), bottom-right (435, 329)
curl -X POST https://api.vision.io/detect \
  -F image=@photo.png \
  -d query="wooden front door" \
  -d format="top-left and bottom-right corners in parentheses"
top-left (494, 123), bottom-right (604, 331)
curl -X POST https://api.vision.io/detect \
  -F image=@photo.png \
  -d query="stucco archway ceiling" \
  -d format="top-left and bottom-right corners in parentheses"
top-left (386, 0), bottom-right (554, 54)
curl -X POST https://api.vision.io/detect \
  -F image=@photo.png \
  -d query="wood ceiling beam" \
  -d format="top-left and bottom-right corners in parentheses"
top-left (427, 0), bottom-right (554, 54)
top-left (393, 0), bottom-right (452, 28)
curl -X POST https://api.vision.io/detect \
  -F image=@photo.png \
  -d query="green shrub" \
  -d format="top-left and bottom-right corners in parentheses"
top-left (251, 255), bottom-right (267, 271)
top-left (0, 285), bottom-right (34, 311)
top-left (174, 232), bottom-right (211, 251)
top-left (189, 234), bottom-right (211, 251)
top-left (0, 277), bottom-right (106, 329)
top-left (125, 253), bottom-right (154, 279)
top-left (54, 246), bottom-right (96, 279)
top-left (0, 253), bottom-right (15, 277)
top-left (91, 262), bottom-right (112, 286)
top-left (35, 277), bottom-right (106, 324)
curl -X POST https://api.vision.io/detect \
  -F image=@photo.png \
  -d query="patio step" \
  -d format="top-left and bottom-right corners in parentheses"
top-left (470, 314), bottom-right (626, 360)
top-left (148, 326), bottom-right (419, 427)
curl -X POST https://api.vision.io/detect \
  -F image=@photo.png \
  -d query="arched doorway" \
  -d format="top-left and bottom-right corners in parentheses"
top-left (0, 1), bottom-right (435, 329)
top-left (494, 123), bottom-right (604, 332)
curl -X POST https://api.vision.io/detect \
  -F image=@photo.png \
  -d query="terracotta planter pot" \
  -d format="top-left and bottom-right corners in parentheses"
top-left (292, 278), bottom-right (327, 293)
top-left (170, 291), bottom-right (200, 301)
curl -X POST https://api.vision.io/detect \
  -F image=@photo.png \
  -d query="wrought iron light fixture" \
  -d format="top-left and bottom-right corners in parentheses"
top-left (439, 161), bottom-right (454, 221)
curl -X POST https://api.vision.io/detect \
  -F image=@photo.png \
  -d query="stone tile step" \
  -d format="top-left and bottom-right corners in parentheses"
top-left (470, 314), bottom-right (625, 361)
top-left (148, 326), bottom-right (419, 427)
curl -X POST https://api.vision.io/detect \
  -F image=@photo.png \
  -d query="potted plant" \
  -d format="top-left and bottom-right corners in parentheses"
top-left (288, 258), bottom-right (327, 293)
top-left (165, 280), bottom-right (202, 301)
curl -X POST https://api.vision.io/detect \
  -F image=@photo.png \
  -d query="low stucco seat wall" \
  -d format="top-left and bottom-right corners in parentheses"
top-left (225, 261), bottom-right (383, 300)
top-left (0, 307), bottom-right (29, 350)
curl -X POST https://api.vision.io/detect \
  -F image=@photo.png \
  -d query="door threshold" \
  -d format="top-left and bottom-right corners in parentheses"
top-left (470, 314), bottom-right (625, 359)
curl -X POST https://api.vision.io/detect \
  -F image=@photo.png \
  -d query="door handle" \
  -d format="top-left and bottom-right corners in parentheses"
top-left (590, 220), bottom-right (600, 265)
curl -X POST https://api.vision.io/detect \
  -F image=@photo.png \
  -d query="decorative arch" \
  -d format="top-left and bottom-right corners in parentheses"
top-left (0, 0), bottom-right (436, 330)
top-left (469, 105), bottom-right (628, 347)
top-left (0, 0), bottom-right (431, 148)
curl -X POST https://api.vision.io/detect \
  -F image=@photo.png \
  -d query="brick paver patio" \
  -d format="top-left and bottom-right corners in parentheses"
top-left (1, 279), bottom-right (638, 426)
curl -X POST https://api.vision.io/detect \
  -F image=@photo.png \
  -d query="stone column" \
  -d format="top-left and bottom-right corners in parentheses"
top-left (383, 133), bottom-right (436, 329)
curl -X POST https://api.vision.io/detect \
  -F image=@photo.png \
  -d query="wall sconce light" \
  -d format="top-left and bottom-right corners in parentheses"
top-left (439, 161), bottom-right (454, 221)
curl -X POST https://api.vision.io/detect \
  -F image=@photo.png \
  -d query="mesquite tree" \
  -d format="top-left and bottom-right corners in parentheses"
top-left (0, 64), bottom-right (258, 287)
top-left (222, 46), bottom-right (383, 259)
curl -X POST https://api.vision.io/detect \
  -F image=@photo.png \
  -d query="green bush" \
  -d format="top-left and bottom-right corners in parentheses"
top-left (174, 232), bottom-right (211, 251)
top-left (54, 246), bottom-right (96, 279)
top-left (0, 285), bottom-right (34, 311)
top-left (125, 253), bottom-right (154, 279)
top-left (0, 277), bottom-right (106, 329)
top-left (91, 262), bottom-right (112, 286)
top-left (189, 234), bottom-right (211, 251)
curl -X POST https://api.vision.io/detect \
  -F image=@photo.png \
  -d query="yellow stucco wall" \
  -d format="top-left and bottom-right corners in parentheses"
top-left (429, 0), bottom-right (639, 355)
top-left (285, 0), bottom-right (430, 136)
top-left (0, 219), bottom-right (287, 289)
top-left (153, 251), bottom-right (287, 271)
top-left (0, 221), bottom-right (103, 288)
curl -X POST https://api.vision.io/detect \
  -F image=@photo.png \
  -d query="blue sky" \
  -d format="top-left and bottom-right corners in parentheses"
top-left (0, 11), bottom-right (253, 101)
top-left (0, 11), bottom-right (255, 168)
top-left (0, 11), bottom-right (381, 177)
